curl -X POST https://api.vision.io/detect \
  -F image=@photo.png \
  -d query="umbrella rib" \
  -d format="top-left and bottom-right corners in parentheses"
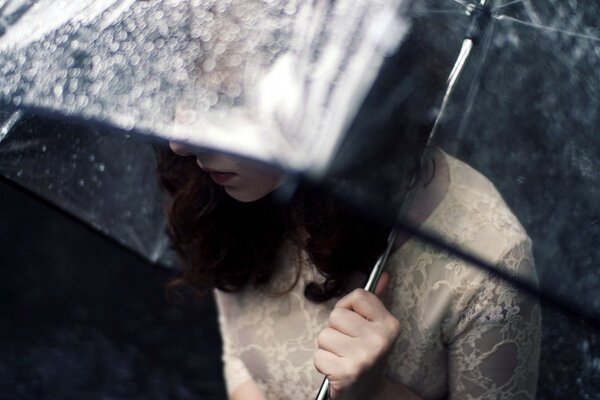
top-left (0, 0), bottom-right (34, 28)
top-left (455, 22), bottom-right (495, 145)
top-left (0, 110), bottom-right (23, 143)
top-left (428, 39), bottom-right (474, 145)
top-left (451, 0), bottom-right (472, 10)
top-left (412, 8), bottom-right (469, 16)
top-left (494, 15), bottom-right (600, 42)
top-left (491, 0), bottom-right (524, 12)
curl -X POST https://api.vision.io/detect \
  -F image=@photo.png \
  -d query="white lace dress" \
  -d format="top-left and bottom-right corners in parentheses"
top-left (214, 153), bottom-right (542, 400)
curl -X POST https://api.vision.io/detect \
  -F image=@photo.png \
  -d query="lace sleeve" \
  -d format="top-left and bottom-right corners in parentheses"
top-left (447, 240), bottom-right (542, 400)
top-left (213, 290), bottom-right (254, 396)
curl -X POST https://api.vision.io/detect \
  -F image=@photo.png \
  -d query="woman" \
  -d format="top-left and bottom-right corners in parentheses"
top-left (156, 140), bottom-right (541, 399)
top-left (156, 8), bottom-right (540, 397)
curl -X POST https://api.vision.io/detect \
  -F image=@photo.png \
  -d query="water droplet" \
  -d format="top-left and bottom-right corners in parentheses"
top-left (78, 179), bottom-right (85, 187)
top-left (41, 145), bottom-right (47, 152)
top-left (89, 154), bottom-right (96, 162)
top-left (97, 163), bottom-right (106, 172)
top-left (214, 43), bottom-right (227, 55)
top-left (203, 58), bottom-right (216, 72)
top-left (53, 85), bottom-right (63, 97)
top-left (284, 3), bottom-right (297, 15)
top-left (16, 170), bottom-right (23, 177)
top-left (207, 91), bottom-right (219, 106)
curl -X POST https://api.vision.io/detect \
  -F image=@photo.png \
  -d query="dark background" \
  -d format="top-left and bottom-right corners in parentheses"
top-left (0, 178), bottom-right (227, 400)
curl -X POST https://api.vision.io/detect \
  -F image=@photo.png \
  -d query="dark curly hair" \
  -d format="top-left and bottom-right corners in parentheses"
top-left (155, 21), bottom-right (449, 302)
top-left (155, 146), bottom-right (393, 302)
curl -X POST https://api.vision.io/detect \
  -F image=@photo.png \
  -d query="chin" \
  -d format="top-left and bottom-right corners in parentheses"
top-left (224, 187), bottom-right (265, 203)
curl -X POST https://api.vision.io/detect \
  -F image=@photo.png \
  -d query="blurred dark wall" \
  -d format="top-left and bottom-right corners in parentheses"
top-left (0, 179), bottom-right (226, 400)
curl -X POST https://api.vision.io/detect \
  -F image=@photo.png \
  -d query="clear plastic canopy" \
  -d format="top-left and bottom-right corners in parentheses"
top-left (0, 0), bottom-right (411, 266)
top-left (0, 0), bottom-right (409, 173)
top-left (1, 1), bottom-right (600, 394)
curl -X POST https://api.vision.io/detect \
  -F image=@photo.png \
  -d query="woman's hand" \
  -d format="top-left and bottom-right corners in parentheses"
top-left (314, 272), bottom-right (400, 400)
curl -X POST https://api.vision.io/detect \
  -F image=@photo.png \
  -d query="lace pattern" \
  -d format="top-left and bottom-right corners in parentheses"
top-left (214, 153), bottom-right (541, 400)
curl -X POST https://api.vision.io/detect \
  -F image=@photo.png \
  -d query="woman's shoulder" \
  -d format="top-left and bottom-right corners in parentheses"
top-left (424, 151), bottom-right (531, 263)
top-left (384, 151), bottom-right (537, 335)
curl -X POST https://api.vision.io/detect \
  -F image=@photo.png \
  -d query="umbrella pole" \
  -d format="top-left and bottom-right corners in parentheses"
top-left (314, 2), bottom-right (492, 399)
top-left (428, 0), bottom-right (491, 145)
top-left (315, 229), bottom-right (398, 400)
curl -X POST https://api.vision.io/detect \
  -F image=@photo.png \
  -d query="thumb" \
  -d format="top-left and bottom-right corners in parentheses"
top-left (373, 271), bottom-right (390, 298)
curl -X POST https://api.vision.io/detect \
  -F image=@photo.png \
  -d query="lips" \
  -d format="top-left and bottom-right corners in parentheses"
top-left (196, 159), bottom-right (237, 185)
top-left (208, 171), bottom-right (237, 185)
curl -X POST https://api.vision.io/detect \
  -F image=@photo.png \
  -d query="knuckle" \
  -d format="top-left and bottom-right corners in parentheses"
top-left (353, 288), bottom-right (372, 300)
top-left (329, 308), bottom-right (344, 325)
top-left (314, 349), bottom-right (326, 365)
top-left (317, 328), bottom-right (330, 346)
top-left (313, 350), bottom-right (323, 371)
top-left (389, 317), bottom-right (401, 336)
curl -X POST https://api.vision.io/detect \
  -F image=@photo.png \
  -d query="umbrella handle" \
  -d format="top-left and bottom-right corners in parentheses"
top-left (315, 379), bottom-right (330, 400)
top-left (314, 229), bottom-right (397, 400)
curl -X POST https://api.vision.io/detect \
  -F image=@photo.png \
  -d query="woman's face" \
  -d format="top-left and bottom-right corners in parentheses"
top-left (168, 141), bottom-right (286, 202)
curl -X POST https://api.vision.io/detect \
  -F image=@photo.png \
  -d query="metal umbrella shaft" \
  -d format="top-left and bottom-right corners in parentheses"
top-left (314, 1), bottom-right (492, 398)
top-left (315, 229), bottom-right (398, 400)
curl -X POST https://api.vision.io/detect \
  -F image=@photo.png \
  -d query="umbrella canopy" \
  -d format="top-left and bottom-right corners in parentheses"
top-left (0, 0), bottom-right (410, 265)
top-left (0, 0), bottom-right (409, 173)
top-left (1, 0), bottom-right (600, 396)
top-left (0, 110), bottom-right (176, 266)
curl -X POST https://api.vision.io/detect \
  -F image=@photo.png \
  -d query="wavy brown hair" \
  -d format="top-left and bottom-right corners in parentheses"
top-left (155, 146), bottom-right (392, 302)
top-left (155, 22), bottom-right (449, 302)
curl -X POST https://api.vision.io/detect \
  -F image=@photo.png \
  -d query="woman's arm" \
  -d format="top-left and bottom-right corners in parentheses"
top-left (447, 242), bottom-right (541, 399)
top-left (214, 291), bottom-right (260, 399)
top-left (230, 379), bottom-right (266, 400)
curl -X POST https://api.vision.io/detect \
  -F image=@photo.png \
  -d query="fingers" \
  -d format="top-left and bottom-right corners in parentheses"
top-left (314, 348), bottom-right (344, 377)
top-left (373, 271), bottom-right (390, 298)
top-left (315, 281), bottom-right (401, 399)
top-left (317, 326), bottom-right (357, 356)
top-left (327, 307), bottom-right (367, 337)
top-left (334, 288), bottom-right (389, 322)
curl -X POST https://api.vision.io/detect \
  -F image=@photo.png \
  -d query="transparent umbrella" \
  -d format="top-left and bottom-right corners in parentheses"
top-left (0, 0), bottom-right (599, 398)
top-left (0, 0), bottom-right (410, 266)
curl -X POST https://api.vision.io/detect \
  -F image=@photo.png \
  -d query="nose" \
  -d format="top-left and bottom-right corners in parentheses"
top-left (168, 140), bottom-right (194, 157)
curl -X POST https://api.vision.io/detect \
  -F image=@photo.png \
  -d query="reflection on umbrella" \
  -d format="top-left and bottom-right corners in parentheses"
top-left (0, 0), bottom-right (599, 398)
